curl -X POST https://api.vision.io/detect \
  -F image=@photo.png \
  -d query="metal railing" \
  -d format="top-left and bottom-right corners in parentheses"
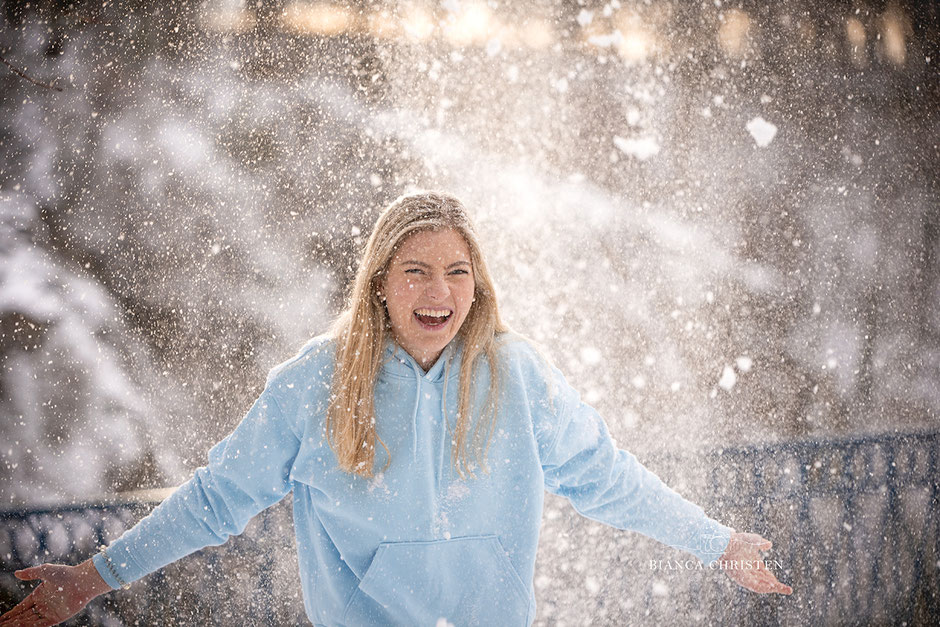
top-left (641, 429), bottom-right (937, 627)
top-left (1, 430), bottom-right (937, 625)
top-left (702, 429), bottom-right (940, 625)
top-left (0, 498), bottom-right (303, 625)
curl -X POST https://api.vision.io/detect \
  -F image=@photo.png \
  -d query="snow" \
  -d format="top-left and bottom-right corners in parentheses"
top-left (746, 116), bottom-right (778, 147)
top-left (588, 30), bottom-right (624, 48)
top-left (0, 196), bottom-right (183, 502)
top-left (0, 2), bottom-right (936, 624)
top-left (580, 346), bottom-right (602, 365)
top-left (157, 120), bottom-right (213, 171)
top-left (613, 135), bottom-right (661, 160)
top-left (485, 38), bottom-right (502, 57)
top-left (718, 366), bottom-right (737, 391)
top-left (651, 580), bottom-right (670, 597)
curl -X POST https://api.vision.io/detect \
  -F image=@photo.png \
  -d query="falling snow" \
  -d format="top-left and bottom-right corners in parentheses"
top-left (745, 116), bottom-right (778, 147)
top-left (612, 135), bottom-right (661, 160)
top-left (0, 1), bottom-right (936, 625)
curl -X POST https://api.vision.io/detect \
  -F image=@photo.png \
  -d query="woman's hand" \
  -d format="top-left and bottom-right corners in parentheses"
top-left (0, 559), bottom-right (112, 626)
top-left (718, 531), bottom-right (793, 595)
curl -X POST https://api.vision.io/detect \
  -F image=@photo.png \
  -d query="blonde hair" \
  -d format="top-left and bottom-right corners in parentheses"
top-left (328, 192), bottom-right (508, 479)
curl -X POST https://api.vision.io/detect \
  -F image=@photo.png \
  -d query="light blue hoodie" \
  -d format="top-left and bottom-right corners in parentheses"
top-left (93, 334), bottom-right (732, 626)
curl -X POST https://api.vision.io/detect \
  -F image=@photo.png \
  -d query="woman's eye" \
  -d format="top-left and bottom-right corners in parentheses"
top-left (405, 268), bottom-right (423, 274)
top-left (450, 269), bottom-right (469, 275)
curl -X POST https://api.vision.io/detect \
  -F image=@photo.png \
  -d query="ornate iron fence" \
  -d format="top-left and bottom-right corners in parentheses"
top-left (1, 430), bottom-right (937, 625)
top-left (695, 429), bottom-right (940, 626)
top-left (0, 498), bottom-right (304, 625)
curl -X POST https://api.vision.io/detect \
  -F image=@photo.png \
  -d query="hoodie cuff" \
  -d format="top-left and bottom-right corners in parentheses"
top-left (92, 544), bottom-right (139, 590)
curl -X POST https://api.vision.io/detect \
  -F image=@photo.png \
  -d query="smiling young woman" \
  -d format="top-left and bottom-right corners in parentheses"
top-left (0, 192), bottom-right (790, 627)
top-left (373, 229), bottom-right (480, 468)
top-left (380, 229), bottom-right (475, 371)
top-left (325, 194), bottom-right (507, 481)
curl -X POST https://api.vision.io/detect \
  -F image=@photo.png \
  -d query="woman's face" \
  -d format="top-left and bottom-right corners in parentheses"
top-left (381, 228), bottom-right (475, 370)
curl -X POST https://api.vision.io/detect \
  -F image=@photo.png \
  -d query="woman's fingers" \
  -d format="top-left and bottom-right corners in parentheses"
top-left (0, 595), bottom-right (38, 625)
top-left (736, 570), bottom-right (773, 594)
top-left (14, 606), bottom-right (46, 627)
top-left (757, 568), bottom-right (793, 595)
top-left (735, 568), bottom-right (793, 595)
top-left (2, 563), bottom-right (96, 626)
top-left (2, 599), bottom-right (57, 627)
top-left (1, 596), bottom-right (37, 621)
top-left (29, 606), bottom-right (55, 627)
top-left (723, 554), bottom-right (792, 595)
top-left (5, 605), bottom-right (41, 627)
top-left (760, 576), bottom-right (792, 595)
top-left (13, 566), bottom-right (45, 581)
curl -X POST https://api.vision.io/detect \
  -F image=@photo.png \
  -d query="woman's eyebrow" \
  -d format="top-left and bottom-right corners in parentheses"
top-left (401, 260), bottom-right (471, 268)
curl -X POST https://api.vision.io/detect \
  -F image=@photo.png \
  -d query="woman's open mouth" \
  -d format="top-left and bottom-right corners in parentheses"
top-left (413, 308), bottom-right (452, 330)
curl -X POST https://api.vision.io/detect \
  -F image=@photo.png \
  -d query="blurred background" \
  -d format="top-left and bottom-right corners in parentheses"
top-left (0, 0), bottom-right (937, 624)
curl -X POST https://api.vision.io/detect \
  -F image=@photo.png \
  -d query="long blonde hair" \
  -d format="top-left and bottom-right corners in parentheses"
top-left (328, 192), bottom-right (508, 479)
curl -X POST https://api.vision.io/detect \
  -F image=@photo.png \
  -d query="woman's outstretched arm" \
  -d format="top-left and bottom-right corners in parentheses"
top-left (0, 559), bottom-right (111, 626)
top-left (534, 358), bottom-right (792, 595)
top-left (1, 373), bottom-right (304, 624)
top-left (88, 383), bottom-right (302, 590)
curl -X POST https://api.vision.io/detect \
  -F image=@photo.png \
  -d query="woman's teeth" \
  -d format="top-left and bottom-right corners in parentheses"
top-left (414, 309), bottom-right (451, 326)
top-left (414, 308), bottom-right (451, 317)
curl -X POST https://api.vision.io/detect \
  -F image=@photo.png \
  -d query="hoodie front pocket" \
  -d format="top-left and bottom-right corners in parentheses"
top-left (342, 535), bottom-right (531, 626)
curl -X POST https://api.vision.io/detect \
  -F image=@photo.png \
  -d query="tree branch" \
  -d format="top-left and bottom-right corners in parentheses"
top-left (0, 53), bottom-right (64, 91)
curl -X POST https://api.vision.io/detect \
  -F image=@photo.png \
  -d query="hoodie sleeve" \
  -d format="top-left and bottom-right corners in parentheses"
top-left (92, 382), bottom-right (301, 590)
top-left (537, 363), bottom-right (732, 566)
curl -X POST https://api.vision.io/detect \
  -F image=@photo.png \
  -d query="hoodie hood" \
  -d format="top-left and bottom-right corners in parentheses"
top-left (379, 335), bottom-right (468, 470)
top-left (381, 335), bottom-right (464, 383)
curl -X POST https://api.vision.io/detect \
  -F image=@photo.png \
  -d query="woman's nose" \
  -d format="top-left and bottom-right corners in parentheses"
top-left (425, 274), bottom-right (448, 300)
